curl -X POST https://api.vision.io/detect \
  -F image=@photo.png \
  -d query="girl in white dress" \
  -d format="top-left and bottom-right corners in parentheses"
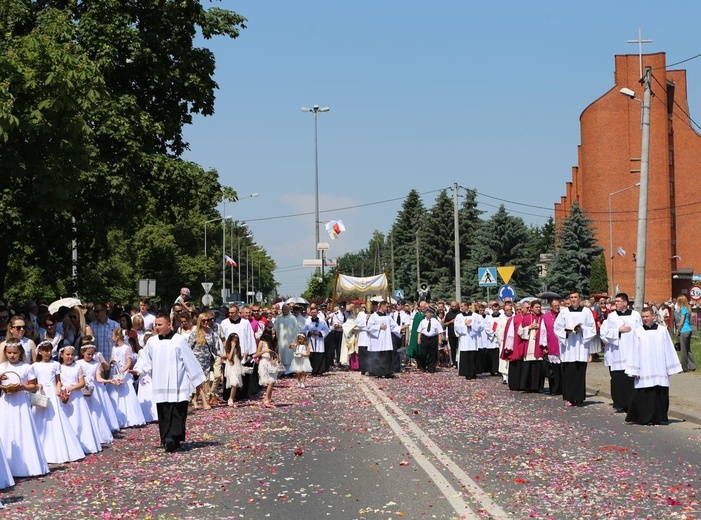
top-left (289, 333), bottom-right (312, 388)
top-left (108, 329), bottom-right (145, 428)
top-left (0, 440), bottom-right (14, 490)
top-left (59, 346), bottom-right (103, 454)
top-left (129, 345), bottom-right (158, 422)
top-left (0, 340), bottom-right (50, 477)
top-left (77, 344), bottom-right (115, 444)
top-left (77, 338), bottom-right (120, 433)
top-left (256, 329), bottom-right (278, 409)
top-left (32, 342), bottom-right (85, 464)
top-left (224, 333), bottom-right (243, 407)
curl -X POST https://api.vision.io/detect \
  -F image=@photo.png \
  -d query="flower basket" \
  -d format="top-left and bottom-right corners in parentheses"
top-left (0, 371), bottom-right (22, 394)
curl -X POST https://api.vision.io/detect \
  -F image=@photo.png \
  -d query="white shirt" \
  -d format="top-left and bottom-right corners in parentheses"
top-left (626, 325), bottom-right (682, 388)
top-left (417, 317), bottom-right (443, 337)
top-left (220, 319), bottom-right (258, 356)
top-left (454, 313), bottom-right (483, 352)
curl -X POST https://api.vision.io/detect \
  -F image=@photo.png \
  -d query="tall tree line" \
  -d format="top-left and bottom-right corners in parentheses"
top-left (329, 189), bottom-right (603, 302)
top-left (0, 1), bottom-right (275, 305)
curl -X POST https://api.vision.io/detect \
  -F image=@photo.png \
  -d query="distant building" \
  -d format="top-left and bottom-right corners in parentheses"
top-left (555, 52), bottom-right (701, 302)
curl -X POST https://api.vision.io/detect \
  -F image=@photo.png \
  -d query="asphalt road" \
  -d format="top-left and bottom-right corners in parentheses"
top-left (2, 368), bottom-right (701, 519)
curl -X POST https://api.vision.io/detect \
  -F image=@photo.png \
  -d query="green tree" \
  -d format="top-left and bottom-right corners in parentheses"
top-left (389, 190), bottom-right (426, 295)
top-left (546, 201), bottom-right (604, 297)
top-left (302, 272), bottom-right (334, 301)
top-left (464, 205), bottom-right (539, 299)
top-left (0, 1), bottom-right (249, 302)
top-left (589, 254), bottom-right (609, 295)
top-left (422, 190), bottom-right (456, 299)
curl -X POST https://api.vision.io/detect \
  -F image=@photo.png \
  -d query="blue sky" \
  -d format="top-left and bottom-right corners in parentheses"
top-left (182, 1), bottom-right (701, 297)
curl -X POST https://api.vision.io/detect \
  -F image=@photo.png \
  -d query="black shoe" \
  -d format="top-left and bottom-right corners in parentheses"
top-left (164, 437), bottom-right (177, 452)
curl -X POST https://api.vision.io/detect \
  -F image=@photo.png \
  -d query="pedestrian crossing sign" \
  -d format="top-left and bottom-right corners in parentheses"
top-left (478, 267), bottom-right (498, 287)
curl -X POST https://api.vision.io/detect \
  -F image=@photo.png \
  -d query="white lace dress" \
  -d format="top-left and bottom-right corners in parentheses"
top-left (32, 361), bottom-right (85, 464)
top-left (0, 361), bottom-right (50, 477)
top-left (60, 362), bottom-right (103, 454)
top-left (107, 344), bottom-right (145, 428)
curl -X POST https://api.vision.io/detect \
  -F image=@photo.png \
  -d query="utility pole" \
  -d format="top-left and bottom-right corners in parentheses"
top-left (453, 182), bottom-right (461, 302)
top-left (415, 233), bottom-right (420, 291)
top-left (634, 66), bottom-right (652, 312)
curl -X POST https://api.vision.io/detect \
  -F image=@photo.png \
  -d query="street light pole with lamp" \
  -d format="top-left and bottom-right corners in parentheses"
top-left (619, 66), bottom-right (652, 312)
top-left (204, 216), bottom-right (232, 287)
top-left (608, 183), bottom-right (639, 295)
top-left (301, 105), bottom-right (330, 267)
top-left (222, 193), bottom-right (258, 303)
top-left (246, 243), bottom-right (258, 304)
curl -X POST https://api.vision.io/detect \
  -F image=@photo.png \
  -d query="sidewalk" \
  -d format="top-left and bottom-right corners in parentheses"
top-left (586, 359), bottom-right (701, 425)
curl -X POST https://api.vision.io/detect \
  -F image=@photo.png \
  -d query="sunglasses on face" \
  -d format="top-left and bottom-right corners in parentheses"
top-left (12, 325), bottom-right (26, 330)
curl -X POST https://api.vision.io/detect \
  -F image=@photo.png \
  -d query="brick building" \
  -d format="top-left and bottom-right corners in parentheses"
top-left (555, 52), bottom-right (701, 303)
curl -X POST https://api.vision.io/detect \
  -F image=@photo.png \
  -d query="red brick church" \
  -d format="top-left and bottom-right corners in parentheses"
top-left (555, 52), bottom-right (701, 302)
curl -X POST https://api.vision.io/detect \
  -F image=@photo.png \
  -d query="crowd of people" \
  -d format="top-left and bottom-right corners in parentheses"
top-left (0, 287), bottom-right (695, 502)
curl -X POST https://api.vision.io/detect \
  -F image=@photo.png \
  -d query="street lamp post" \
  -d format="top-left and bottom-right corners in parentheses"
top-left (608, 183), bottom-right (640, 295)
top-left (222, 193), bottom-right (258, 302)
top-left (235, 224), bottom-right (253, 300)
top-left (204, 215), bottom-right (232, 287)
top-left (620, 66), bottom-right (652, 311)
top-left (301, 105), bottom-right (330, 266)
top-left (246, 243), bottom-right (258, 304)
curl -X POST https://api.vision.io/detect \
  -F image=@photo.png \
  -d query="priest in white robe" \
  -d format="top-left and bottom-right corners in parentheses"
top-left (554, 291), bottom-right (596, 407)
top-left (625, 307), bottom-right (682, 425)
top-left (366, 301), bottom-right (402, 377)
top-left (144, 313), bottom-right (205, 452)
top-left (600, 293), bottom-right (641, 413)
top-left (274, 304), bottom-right (301, 374)
top-left (455, 301), bottom-right (484, 380)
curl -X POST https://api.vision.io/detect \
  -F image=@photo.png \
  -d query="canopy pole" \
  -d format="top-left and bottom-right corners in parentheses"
top-left (330, 271), bottom-right (340, 311)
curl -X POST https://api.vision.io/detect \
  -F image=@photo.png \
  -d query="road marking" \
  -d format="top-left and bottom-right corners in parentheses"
top-left (357, 380), bottom-right (479, 518)
top-left (360, 377), bottom-right (510, 520)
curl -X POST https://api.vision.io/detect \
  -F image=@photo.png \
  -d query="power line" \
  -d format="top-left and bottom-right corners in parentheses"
top-left (244, 188), bottom-right (449, 223)
top-left (658, 52), bottom-right (701, 70)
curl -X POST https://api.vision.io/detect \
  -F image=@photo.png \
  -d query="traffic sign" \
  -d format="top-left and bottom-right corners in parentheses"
top-left (303, 259), bottom-right (323, 267)
top-left (498, 284), bottom-right (516, 302)
top-left (478, 267), bottom-right (498, 287)
top-left (497, 266), bottom-right (516, 284)
top-left (690, 286), bottom-right (701, 301)
top-left (201, 282), bottom-right (213, 294)
top-left (201, 294), bottom-right (213, 306)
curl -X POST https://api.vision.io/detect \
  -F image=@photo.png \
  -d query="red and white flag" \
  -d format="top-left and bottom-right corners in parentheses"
top-left (224, 255), bottom-right (237, 267)
top-left (616, 246), bottom-right (626, 257)
top-left (325, 219), bottom-right (346, 240)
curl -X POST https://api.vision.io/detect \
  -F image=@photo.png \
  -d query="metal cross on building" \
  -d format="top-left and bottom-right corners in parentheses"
top-left (627, 28), bottom-right (653, 80)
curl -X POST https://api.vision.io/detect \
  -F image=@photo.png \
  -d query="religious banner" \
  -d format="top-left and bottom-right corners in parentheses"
top-left (335, 274), bottom-right (388, 296)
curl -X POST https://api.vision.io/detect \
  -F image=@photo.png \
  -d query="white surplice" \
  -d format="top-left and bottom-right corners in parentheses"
top-left (142, 333), bottom-right (206, 403)
top-left (554, 306), bottom-right (596, 363)
top-left (626, 325), bottom-right (682, 388)
top-left (600, 310), bottom-right (642, 371)
top-left (366, 313), bottom-right (401, 352)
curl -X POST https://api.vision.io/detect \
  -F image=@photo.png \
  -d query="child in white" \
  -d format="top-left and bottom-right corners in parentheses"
top-left (289, 333), bottom-right (312, 388)
top-left (0, 340), bottom-right (50, 477)
top-left (77, 344), bottom-right (116, 443)
top-left (224, 332), bottom-right (243, 407)
top-left (32, 341), bottom-right (85, 464)
top-left (77, 338), bottom-right (120, 433)
top-left (59, 346), bottom-right (103, 454)
top-left (107, 329), bottom-right (145, 428)
top-left (130, 345), bottom-right (158, 422)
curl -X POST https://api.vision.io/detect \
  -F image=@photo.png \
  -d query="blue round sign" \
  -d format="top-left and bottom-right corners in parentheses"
top-left (498, 284), bottom-right (516, 302)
